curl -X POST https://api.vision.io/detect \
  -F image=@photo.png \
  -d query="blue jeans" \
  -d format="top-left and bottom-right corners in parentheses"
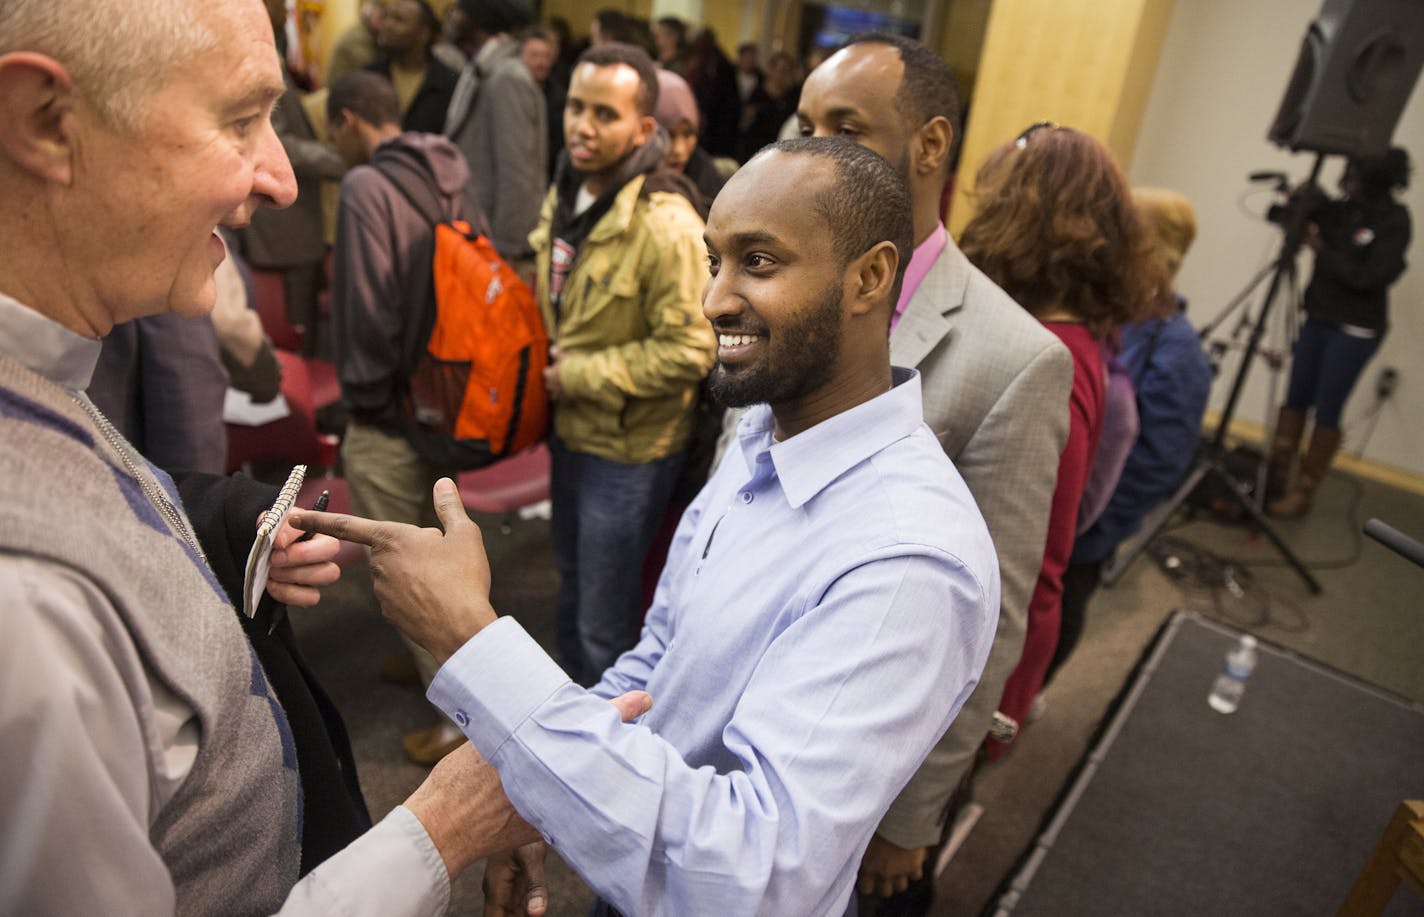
top-left (549, 436), bottom-right (684, 686)
top-left (1284, 317), bottom-right (1381, 429)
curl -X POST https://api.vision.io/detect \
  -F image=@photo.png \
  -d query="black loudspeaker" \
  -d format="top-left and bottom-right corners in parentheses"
top-left (1268, 0), bottom-right (1424, 158)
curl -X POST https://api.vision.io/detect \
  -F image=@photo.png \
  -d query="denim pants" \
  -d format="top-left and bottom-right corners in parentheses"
top-left (1284, 317), bottom-right (1382, 428)
top-left (549, 436), bottom-right (684, 685)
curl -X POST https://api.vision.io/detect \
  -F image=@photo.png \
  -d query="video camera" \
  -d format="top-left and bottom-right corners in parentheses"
top-left (1249, 170), bottom-right (1326, 228)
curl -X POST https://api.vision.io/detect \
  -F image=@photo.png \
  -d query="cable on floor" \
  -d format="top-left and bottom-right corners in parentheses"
top-left (1147, 534), bottom-right (1310, 634)
top-left (1236, 473), bottom-right (1366, 572)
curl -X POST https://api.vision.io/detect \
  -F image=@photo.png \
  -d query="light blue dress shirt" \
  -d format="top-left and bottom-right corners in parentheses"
top-left (430, 367), bottom-right (999, 916)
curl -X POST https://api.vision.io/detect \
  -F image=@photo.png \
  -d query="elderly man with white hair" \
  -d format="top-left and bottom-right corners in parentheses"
top-left (0, 1), bottom-right (545, 914)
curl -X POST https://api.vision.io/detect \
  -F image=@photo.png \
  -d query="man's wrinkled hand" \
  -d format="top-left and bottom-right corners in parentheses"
top-left (289, 478), bottom-right (495, 663)
top-left (261, 511), bottom-right (341, 607)
top-left (404, 743), bottom-right (540, 882)
top-left (857, 833), bottom-right (927, 897)
top-left (479, 689), bottom-right (649, 916)
top-left (482, 841), bottom-right (547, 917)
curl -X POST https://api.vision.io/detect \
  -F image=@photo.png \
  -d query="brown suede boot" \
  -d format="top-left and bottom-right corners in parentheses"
top-left (402, 723), bottom-right (467, 766)
top-left (1265, 407), bottom-right (1307, 502)
top-left (1268, 425), bottom-right (1342, 518)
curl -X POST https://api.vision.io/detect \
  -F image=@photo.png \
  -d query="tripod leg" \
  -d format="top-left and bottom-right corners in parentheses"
top-left (1101, 461), bottom-right (1211, 586)
top-left (1213, 460), bottom-right (1323, 594)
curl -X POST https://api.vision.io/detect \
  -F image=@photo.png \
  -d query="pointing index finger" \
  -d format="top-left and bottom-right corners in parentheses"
top-left (288, 509), bottom-right (384, 547)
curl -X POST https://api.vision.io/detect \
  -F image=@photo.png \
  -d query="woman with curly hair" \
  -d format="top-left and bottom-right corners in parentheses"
top-left (959, 123), bottom-right (1154, 756)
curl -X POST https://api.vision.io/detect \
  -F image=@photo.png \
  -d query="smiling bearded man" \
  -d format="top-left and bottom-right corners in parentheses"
top-left (291, 137), bottom-right (1000, 916)
top-left (706, 272), bottom-right (843, 409)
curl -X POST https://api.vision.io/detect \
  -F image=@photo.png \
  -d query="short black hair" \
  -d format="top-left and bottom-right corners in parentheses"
top-left (656, 16), bottom-right (688, 44)
top-left (1351, 146), bottom-right (1411, 197)
top-left (327, 70), bottom-right (402, 128)
top-left (756, 137), bottom-right (914, 305)
top-left (458, 0), bottom-right (533, 35)
top-left (844, 33), bottom-right (960, 141)
top-left (594, 9), bottom-right (638, 44)
top-left (575, 42), bottom-right (660, 116)
top-left (396, 0), bottom-right (441, 48)
top-left (628, 17), bottom-right (657, 57)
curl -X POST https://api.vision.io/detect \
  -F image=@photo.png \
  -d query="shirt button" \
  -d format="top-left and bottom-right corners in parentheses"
top-left (740, 491), bottom-right (753, 504)
top-left (454, 710), bottom-right (470, 727)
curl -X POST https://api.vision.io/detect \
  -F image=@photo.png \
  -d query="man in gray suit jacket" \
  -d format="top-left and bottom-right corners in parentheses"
top-left (444, 0), bottom-right (546, 282)
top-left (797, 36), bottom-right (1073, 911)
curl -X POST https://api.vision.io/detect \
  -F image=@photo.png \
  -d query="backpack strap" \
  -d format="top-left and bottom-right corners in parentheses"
top-left (369, 157), bottom-right (447, 382)
top-left (374, 155), bottom-right (453, 226)
top-left (375, 154), bottom-right (495, 240)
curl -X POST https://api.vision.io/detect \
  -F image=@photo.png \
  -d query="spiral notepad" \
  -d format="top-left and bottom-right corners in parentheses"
top-left (242, 465), bottom-right (307, 618)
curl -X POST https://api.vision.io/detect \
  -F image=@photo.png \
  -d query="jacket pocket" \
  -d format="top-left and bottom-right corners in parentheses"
top-left (563, 247), bottom-right (645, 336)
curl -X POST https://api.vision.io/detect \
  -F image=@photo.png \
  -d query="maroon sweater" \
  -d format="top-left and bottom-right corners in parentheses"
top-left (988, 322), bottom-right (1104, 758)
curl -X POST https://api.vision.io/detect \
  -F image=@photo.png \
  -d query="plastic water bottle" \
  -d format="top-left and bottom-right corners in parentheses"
top-left (1208, 634), bottom-right (1257, 714)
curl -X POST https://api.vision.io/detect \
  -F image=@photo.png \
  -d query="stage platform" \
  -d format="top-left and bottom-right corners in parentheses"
top-left (991, 612), bottom-right (1424, 917)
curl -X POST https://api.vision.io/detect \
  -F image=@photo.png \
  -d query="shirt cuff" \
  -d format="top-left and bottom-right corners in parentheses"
top-left (427, 616), bottom-right (571, 760)
top-left (277, 806), bottom-right (449, 917)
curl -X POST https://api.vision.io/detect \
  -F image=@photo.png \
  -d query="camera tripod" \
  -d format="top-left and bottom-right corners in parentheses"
top-left (1101, 154), bottom-right (1327, 594)
top-left (1199, 253), bottom-right (1304, 509)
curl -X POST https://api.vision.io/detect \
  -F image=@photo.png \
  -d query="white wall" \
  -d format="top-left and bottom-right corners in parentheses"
top-left (1129, 0), bottom-right (1424, 475)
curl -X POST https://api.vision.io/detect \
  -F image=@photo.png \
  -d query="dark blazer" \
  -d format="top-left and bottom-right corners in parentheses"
top-left (239, 76), bottom-right (345, 269)
top-left (88, 312), bottom-right (229, 475)
top-left (368, 56), bottom-right (460, 135)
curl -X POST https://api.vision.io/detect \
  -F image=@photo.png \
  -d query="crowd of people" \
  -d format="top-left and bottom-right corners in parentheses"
top-left (0, 0), bottom-right (1412, 915)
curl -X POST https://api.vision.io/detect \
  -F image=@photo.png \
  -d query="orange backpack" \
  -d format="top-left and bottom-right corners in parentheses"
top-left (378, 159), bottom-right (549, 469)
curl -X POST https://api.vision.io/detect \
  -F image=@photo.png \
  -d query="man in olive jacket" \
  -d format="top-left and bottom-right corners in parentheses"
top-left (531, 43), bottom-right (716, 685)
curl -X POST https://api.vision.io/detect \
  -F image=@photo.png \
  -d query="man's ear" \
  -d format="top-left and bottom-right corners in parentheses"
top-left (913, 115), bottom-right (953, 178)
top-left (634, 113), bottom-right (657, 147)
top-left (334, 108), bottom-right (368, 149)
top-left (846, 240), bottom-right (899, 317)
top-left (0, 52), bottom-right (80, 185)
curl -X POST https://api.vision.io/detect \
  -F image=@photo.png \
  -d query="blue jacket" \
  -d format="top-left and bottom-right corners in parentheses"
top-left (1071, 301), bottom-right (1212, 564)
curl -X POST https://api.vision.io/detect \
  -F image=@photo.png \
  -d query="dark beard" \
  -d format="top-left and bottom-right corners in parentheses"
top-left (708, 283), bottom-right (843, 409)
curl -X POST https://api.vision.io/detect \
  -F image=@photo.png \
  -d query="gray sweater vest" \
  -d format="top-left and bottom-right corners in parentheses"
top-left (0, 354), bottom-right (300, 914)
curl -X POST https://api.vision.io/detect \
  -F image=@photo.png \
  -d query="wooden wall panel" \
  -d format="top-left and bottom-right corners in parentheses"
top-left (702, 0), bottom-right (746, 51)
top-left (937, 0), bottom-right (992, 101)
top-left (948, 0), bottom-right (1174, 234)
top-left (542, 0), bottom-right (654, 34)
top-left (1110, 0), bottom-right (1174, 162)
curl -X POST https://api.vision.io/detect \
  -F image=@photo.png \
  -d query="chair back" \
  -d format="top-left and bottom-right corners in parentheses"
top-left (249, 269), bottom-right (305, 352)
top-left (227, 350), bottom-right (332, 472)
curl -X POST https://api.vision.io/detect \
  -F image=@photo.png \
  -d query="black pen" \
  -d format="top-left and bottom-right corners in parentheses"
top-left (294, 489), bottom-right (329, 543)
top-left (271, 490), bottom-right (328, 635)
